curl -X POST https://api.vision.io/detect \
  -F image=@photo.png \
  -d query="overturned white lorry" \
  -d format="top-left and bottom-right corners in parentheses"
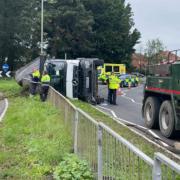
top-left (15, 57), bottom-right (104, 104)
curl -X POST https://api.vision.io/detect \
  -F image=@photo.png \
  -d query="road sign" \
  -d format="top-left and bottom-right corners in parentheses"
top-left (2, 64), bottom-right (9, 73)
top-left (0, 71), bottom-right (11, 78)
top-left (6, 71), bottom-right (11, 78)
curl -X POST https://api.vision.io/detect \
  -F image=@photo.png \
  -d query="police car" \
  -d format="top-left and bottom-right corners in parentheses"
top-left (119, 74), bottom-right (138, 88)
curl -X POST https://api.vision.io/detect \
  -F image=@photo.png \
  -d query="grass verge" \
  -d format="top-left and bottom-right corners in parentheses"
top-left (0, 79), bottom-right (21, 98)
top-left (0, 80), bottom-right (72, 179)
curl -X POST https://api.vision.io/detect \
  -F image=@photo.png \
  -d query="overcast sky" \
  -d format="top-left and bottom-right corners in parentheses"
top-left (126, 0), bottom-right (180, 51)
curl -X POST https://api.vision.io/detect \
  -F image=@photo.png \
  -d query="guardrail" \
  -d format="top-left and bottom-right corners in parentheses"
top-left (46, 86), bottom-right (180, 179)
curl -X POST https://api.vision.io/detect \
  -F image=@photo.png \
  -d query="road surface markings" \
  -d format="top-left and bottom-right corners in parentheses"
top-left (148, 130), bottom-right (161, 139)
top-left (147, 130), bottom-right (170, 147)
top-left (121, 91), bottom-right (142, 105)
top-left (97, 105), bottom-right (117, 118)
top-left (160, 141), bottom-right (169, 147)
top-left (98, 105), bottom-right (147, 131)
top-left (97, 105), bottom-right (172, 150)
top-left (0, 98), bottom-right (8, 122)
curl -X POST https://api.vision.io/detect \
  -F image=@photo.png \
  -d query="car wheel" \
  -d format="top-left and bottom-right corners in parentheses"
top-left (120, 82), bottom-right (123, 88)
top-left (159, 100), bottom-right (175, 138)
top-left (144, 96), bottom-right (160, 129)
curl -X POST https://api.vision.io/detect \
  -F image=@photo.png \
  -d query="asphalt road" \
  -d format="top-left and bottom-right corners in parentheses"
top-left (98, 84), bottom-right (144, 125)
top-left (98, 84), bottom-right (180, 152)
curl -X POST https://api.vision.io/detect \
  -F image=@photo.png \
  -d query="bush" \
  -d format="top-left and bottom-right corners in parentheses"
top-left (53, 154), bottom-right (94, 180)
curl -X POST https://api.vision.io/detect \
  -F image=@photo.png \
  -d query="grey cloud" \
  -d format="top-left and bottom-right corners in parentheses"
top-left (127, 0), bottom-right (180, 50)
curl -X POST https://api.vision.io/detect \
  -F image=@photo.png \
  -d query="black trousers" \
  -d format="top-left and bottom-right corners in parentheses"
top-left (30, 82), bottom-right (38, 95)
top-left (109, 89), bottom-right (117, 105)
top-left (30, 78), bottom-right (39, 95)
top-left (40, 85), bottom-right (49, 102)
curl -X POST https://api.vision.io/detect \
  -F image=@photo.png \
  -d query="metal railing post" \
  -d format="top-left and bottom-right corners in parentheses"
top-left (153, 154), bottom-right (162, 180)
top-left (98, 124), bottom-right (103, 180)
top-left (74, 109), bottom-right (78, 154)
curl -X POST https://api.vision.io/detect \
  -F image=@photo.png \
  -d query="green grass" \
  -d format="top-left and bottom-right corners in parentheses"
top-left (0, 79), bottom-right (72, 179)
top-left (0, 79), bottom-right (21, 97)
top-left (71, 100), bottom-right (180, 164)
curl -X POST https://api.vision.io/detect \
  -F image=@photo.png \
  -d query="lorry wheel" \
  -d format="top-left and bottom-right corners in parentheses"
top-left (159, 101), bottom-right (175, 138)
top-left (144, 97), bottom-right (160, 129)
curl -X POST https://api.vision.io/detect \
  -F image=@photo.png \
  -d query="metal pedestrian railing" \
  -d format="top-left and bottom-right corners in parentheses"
top-left (47, 86), bottom-right (180, 180)
top-left (98, 123), bottom-right (154, 180)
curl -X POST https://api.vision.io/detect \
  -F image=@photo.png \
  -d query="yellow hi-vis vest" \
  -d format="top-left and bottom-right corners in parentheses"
top-left (135, 77), bottom-right (139, 82)
top-left (32, 70), bottom-right (40, 78)
top-left (41, 74), bottom-right (50, 83)
top-left (109, 75), bottom-right (120, 89)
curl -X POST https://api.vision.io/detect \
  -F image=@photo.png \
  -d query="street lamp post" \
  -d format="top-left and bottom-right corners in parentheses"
top-left (40, 0), bottom-right (45, 75)
top-left (41, 0), bottom-right (44, 55)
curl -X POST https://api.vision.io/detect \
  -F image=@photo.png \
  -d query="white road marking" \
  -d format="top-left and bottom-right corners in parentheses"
top-left (97, 105), bottom-right (117, 118)
top-left (121, 92), bottom-right (142, 105)
top-left (111, 111), bottom-right (117, 118)
top-left (96, 105), bottom-right (172, 150)
top-left (148, 130), bottom-right (161, 139)
top-left (160, 141), bottom-right (169, 147)
top-left (101, 103), bottom-right (108, 106)
top-left (117, 117), bottom-right (148, 130)
top-left (0, 98), bottom-right (8, 122)
top-left (98, 105), bottom-right (147, 130)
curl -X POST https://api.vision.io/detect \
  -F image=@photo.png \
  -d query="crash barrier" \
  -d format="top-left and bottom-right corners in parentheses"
top-left (47, 87), bottom-right (180, 180)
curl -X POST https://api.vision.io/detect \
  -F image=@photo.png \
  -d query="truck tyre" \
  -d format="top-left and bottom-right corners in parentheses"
top-left (159, 101), bottom-right (175, 138)
top-left (144, 97), bottom-right (160, 129)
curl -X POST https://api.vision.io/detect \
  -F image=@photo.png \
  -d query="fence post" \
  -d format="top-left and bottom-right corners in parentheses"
top-left (153, 153), bottom-right (162, 180)
top-left (98, 124), bottom-right (103, 180)
top-left (74, 109), bottom-right (79, 154)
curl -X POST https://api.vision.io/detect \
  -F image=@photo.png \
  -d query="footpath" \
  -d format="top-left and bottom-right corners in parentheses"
top-left (0, 93), bottom-right (8, 122)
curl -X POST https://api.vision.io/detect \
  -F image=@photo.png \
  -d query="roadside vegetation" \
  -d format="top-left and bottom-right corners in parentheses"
top-left (0, 79), bottom-right (93, 179)
top-left (0, 79), bottom-right (21, 97)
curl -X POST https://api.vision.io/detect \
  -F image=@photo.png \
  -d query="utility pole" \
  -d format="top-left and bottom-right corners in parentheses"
top-left (41, 0), bottom-right (44, 55)
top-left (40, 0), bottom-right (46, 76)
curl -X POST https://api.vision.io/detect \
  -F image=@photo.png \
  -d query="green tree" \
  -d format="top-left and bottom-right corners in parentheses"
top-left (0, 0), bottom-right (40, 70)
top-left (45, 0), bottom-right (94, 58)
top-left (0, 0), bottom-right (140, 69)
top-left (0, 0), bottom-right (25, 69)
top-left (145, 38), bottom-right (166, 64)
top-left (82, 0), bottom-right (140, 65)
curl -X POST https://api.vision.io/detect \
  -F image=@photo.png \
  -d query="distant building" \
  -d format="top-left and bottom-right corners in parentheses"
top-left (131, 51), bottom-right (180, 70)
top-left (131, 53), bottom-right (148, 70)
top-left (157, 51), bottom-right (180, 62)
